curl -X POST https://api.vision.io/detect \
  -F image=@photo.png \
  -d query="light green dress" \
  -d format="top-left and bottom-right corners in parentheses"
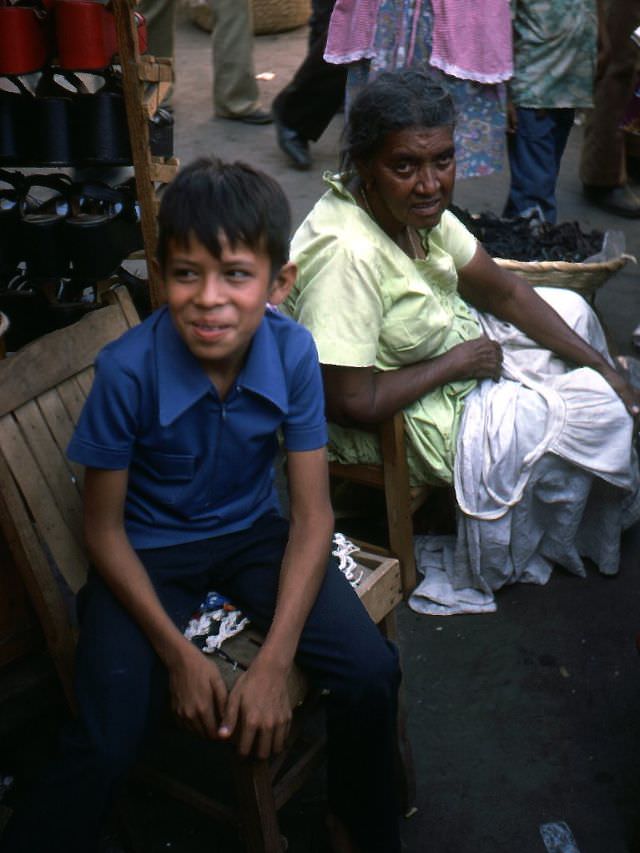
top-left (282, 175), bottom-right (482, 485)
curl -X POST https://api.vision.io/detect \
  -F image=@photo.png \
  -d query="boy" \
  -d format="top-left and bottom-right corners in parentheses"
top-left (0, 159), bottom-right (401, 853)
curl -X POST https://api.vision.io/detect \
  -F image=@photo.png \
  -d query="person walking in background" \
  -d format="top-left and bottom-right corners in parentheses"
top-left (323, 0), bottom-right (512, 180)
top-left (580, 0), bottom-right (640, 217)
top-left (503, 0), bottom-right (598, 223)
top-left (273, 0), bottom-right (346, 170)
top-left (139, 0), bottom-right (272, 123)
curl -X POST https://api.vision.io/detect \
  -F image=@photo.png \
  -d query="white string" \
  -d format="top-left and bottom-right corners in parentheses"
top-left (332, 532), bottom-right (364, 588)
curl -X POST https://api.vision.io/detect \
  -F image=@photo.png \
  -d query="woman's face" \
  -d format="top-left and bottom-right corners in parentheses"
top-left (360, 125), bottom-right (456, 235)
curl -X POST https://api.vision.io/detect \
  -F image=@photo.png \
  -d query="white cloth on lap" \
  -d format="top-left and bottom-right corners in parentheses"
top-left (410, 287), bottom-right (640, 616)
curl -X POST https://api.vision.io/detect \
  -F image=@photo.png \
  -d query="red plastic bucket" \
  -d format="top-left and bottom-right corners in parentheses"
top-left (0, 7), bottom-right (51, 75)
top-left (55, 1), bottom-right (147, 70)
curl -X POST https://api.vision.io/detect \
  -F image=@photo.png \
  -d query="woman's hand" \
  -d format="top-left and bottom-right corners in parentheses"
top-left (599, 364), bottom-right (640, 421)
top-left (445, 335), bottom-right (503, 382)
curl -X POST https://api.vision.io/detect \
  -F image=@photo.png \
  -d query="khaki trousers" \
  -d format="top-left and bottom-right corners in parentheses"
top-left (580, 0), bottom-right (640, 187)
top-left (138, 0), bottom-right (260, 116)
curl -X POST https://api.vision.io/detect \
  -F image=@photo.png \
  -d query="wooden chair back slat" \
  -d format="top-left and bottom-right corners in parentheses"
top-left (13, 399), bottom-right (84, 538)
top-left (75, 367), bottom-right (95, 398)
top-left (0, 305), bottom-right (133, 417)
top-left (36, 388), bottom-right (85, 487)
top-left (0, 452), bottom-right (77, 698)
top-left (0, 288), bottom-right (140, 697)
top-left (0, 412), bottom-right (87, 594)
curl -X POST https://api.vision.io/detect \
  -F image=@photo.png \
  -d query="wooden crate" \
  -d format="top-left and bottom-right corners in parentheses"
top-left (211, 545), bottom-right (401, 705)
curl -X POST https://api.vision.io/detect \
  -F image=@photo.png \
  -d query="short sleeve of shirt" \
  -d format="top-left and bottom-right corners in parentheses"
top-left (289, 237), bottom-right (384, 368)
top-left (67, 347), bottom-right (141, 469)
top-left (280, 326), bottom-right (328, 452)
top-left (433, 210), bottom-right (478, 271)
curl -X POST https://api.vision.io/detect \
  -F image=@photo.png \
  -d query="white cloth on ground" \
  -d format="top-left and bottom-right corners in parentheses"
top-left (410, 287), bottom-right (640, 616)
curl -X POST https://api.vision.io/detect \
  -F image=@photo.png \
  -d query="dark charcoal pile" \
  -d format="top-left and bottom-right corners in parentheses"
top-left (450, 205), bottom-right (604, 262)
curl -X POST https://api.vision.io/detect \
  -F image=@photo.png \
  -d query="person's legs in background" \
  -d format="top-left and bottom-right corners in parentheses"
top-left (211, 0), bottom-right (272, 123)
top-left (272, 0), bottom-right (346, 169)
top-left (580, 0), bottom-right (640, 217)
top-left (504, 107), bottom-right (574, 223)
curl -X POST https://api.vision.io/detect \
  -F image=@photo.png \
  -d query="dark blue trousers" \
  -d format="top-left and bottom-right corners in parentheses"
top-left (504, 107), bottom-right (575, 223)
top-left (1, 514), bottom-right (401, 853)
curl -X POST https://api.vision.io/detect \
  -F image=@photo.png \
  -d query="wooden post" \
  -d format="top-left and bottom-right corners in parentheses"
top-left (112, 0), bottom-right (166, 309)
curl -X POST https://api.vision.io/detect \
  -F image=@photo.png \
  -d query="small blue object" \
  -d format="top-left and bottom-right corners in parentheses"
top-left (203, 591), bottom-right (229, 612)
top-left (540, 821), bottom-right (581, 853)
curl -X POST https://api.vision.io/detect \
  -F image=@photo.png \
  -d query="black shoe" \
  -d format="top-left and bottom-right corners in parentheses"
top-left (216, 108), bottom-right (273, 125)
top-left (583, 183), bottom-right (640, 218)
top-left (274, 118), bottom-right (311, 170)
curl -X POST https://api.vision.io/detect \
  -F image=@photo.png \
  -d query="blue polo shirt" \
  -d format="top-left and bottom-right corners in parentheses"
top-left (68, 306), bottom-right (328, 549)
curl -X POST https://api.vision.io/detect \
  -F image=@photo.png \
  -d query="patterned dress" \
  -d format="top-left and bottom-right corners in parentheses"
top-left (346, 0), bottom-right (508, 178)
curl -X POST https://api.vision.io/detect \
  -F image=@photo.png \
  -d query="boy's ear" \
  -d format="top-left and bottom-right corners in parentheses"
top-left (267, 261), bottom-right (297, 306)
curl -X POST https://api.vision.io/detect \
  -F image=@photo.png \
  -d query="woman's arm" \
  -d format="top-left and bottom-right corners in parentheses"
top-left (322, 333), bottom-right (502, 426)
top-left (458, 244), bottom-right (640, 416)
top-left (219, 447), bottom-right (335, 758)
top-left (83, 467), bottom-right (229, 740)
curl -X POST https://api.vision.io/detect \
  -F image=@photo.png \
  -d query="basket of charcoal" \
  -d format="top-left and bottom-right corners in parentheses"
top-left (451, 207), bottom-right (636, 297)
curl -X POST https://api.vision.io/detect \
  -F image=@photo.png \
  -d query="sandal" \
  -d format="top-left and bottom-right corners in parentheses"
top-left (28, 70), bottom-right (85, 165)
top-left (148, 106), bottom-right (174, 158)
top-left (71, 70), bottom-right (132, 164)
top-left (66, 179), bottom-right (143, 279)
top-left (0, 77), bottom-right (35, 164)
top-left (0, 273), bottom-right (53, 350)
top-left (19, 173), bottom-right (72, 278)
top-left (0, 169), bottom-right (25, 275)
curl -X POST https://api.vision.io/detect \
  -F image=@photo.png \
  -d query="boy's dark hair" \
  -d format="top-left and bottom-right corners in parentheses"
top-left (341, 69), bottom-right (456, 173)
top-left (157, 157), bottom-right (292, 277)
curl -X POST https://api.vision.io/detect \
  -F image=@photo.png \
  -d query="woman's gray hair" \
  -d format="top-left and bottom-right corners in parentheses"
top-left (340, 69), bottom-right (456, 173)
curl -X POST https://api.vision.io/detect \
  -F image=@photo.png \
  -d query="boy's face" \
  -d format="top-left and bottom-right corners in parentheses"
top-left (164, 234), bottom-right (295, 387)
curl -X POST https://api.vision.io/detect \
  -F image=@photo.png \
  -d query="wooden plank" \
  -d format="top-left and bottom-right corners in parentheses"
top-left (0, 416), bottom-right (86, 594)
top-left (0, 527), bottom-right (39, 667)
top-left (75, 366), bottom-right (95, 398)
top-left (0, 453), bottom-right (77, 703)
top-left (328, 460), bottom-right (385, 489)
top-left (13, 400), bottom-right (83, 539)
top-left (0, 305), bottom-right (130, 416)
top-left (57, 375), bottom-right (90, 429)
top-left (103, 284), bottom-right (143, 328)
top-left (137, 56), bottom-right (173, 83)
top-left (149, 157), bottom-right (180, 185)
top-left (36, 388), bottom-right (84, 486)
top-left (379, 414), bottom-right (418, 596)
top-left (356, 555), bottom-right (402, 625)
top-left (142, 81), bottom-right (173, 118)
top-left (112, 0), bottom-right (164, 308)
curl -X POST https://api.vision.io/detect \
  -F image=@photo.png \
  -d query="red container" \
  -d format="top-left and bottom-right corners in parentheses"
top-left (55, 1), bottom-right (147, 70)
top-left (0, 7), bottom-right (51, 75)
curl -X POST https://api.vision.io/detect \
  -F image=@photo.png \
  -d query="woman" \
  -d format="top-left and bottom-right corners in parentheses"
top-left (283, 70), bottom-right (640, 613)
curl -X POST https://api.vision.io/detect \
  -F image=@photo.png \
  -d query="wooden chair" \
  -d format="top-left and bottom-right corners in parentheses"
top-left (329, 414), bottom-right (436, 598)
top-left (0, 287), bottom-right (412, 852)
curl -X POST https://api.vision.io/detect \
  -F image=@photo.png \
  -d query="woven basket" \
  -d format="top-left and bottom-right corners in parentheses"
top-left (494, 253), bottom-right (635, 296)
top-left (253, 0), bottom-right (311, 34)
top-left (188, 0), bottom-right (310, 35)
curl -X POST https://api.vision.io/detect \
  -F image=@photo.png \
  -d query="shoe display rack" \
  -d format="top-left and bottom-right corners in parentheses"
top-left (0, 0), bottom-right (177, 350)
